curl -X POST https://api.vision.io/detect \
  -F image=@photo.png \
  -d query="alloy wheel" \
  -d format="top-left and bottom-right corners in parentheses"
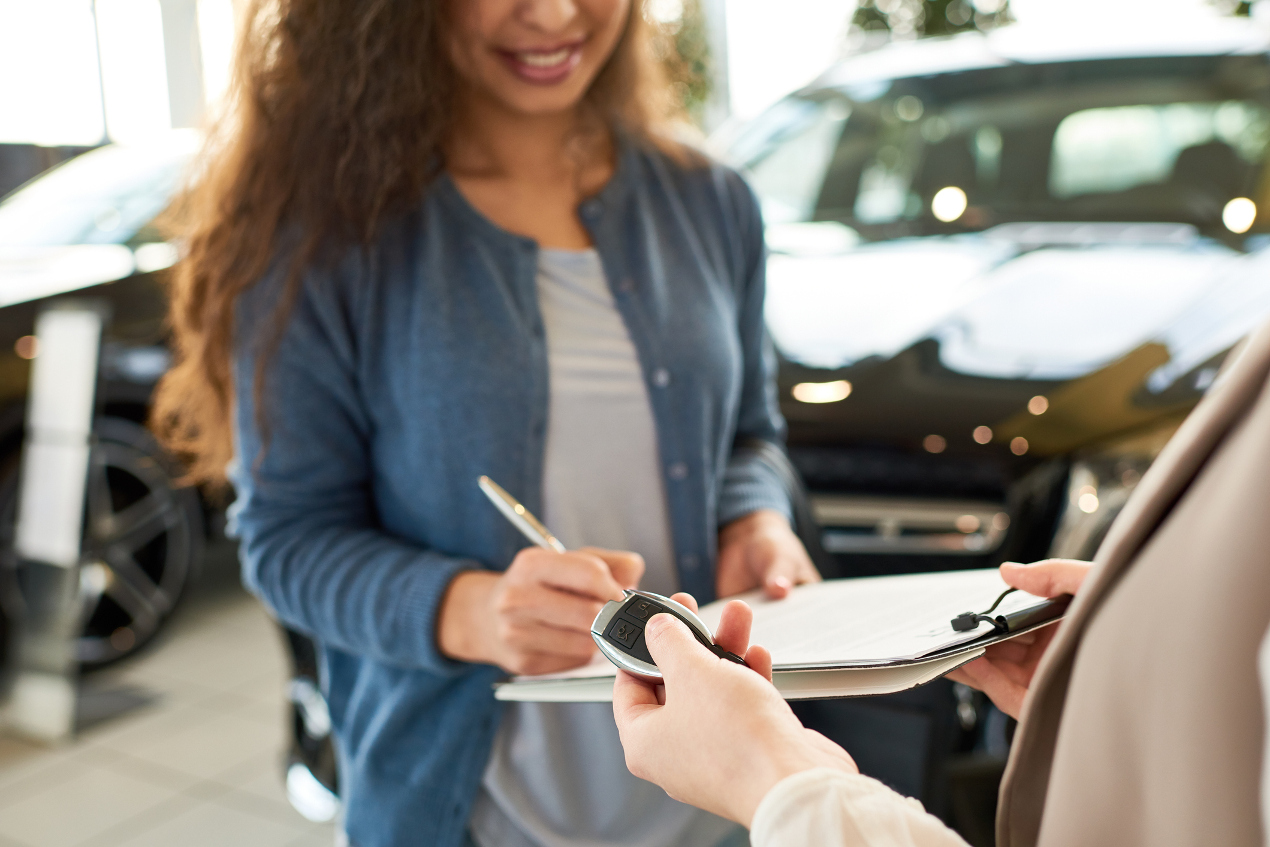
top-left (2, 417), bottom-right (203, 668)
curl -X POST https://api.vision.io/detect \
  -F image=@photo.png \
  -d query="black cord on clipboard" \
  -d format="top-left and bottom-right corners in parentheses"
top-left (951, 587), bottom-right (1017, 633)
top-left (951, 587), bottom-right (1072, 634)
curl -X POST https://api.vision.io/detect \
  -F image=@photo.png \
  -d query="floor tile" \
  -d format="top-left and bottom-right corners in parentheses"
top-left (0, 735), bottom-right (82, 798)
top-left (0, 743), bottom-right (118, 812)
top-left (95, 748), bottom-right (205, 794)
top-left (98, 707), bottom-right (284, 780)
top-left (216, 786), bottom-right (334, 834)
top-left (75, 793), bottom-right (204, 847)
top-left (78, 700), bottom-right (218, 756)
top-left (86, 661), bottom-right (223, 710)
top-left (126, 634), bottom-right (287, 694)
top-left (211, 752), bottom-right (335, 834)
top-left (229, 671), bottom-right (290, 709)
top-left (0, 763), bottom-right (179, 847)
top-left (214, 749), bottom-right (287, 800)
top-left (286, 827), bottom-right (337, 847)
top-left (0, 549), bottom-right (310, 847)
top-left (109, 798), bottom-right (310, 847)
top-left (218, 685), bottom-right (287, 729)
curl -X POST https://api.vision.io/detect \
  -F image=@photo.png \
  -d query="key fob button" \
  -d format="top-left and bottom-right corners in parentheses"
top-left (605, 616), bottom-right (643, 649)
top-left (625, 599), bottom-right (659, 621)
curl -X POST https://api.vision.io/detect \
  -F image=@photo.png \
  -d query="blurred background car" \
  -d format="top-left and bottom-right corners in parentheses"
top-left (719, 16), bottom-right (1270, 842)
top-left (0, 132), bottom-right (206, 670)
top-left (3, 10), bottom-right (1270, 843)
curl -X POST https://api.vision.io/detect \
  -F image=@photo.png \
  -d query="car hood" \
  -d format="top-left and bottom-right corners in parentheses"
top-left (766, 229), bottom-right (1243, 381)
top-left (0, 243), bottom-right (178, 309)
top-left (769, 226), bottom-right (1270, 458)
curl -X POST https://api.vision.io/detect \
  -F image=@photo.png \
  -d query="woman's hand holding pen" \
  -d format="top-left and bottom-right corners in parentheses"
top-left (716, 509), bottom-right (821, 600)
top-left (438, 547), bottom-right (644, 676)
top-left (948, 559), bottom-right (1092, 718)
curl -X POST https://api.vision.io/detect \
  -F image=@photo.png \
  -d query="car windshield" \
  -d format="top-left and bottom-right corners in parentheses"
top-left (0, 132), bottom-right (198, 247)
top-left (735, 53), bottom-right (1270, 240)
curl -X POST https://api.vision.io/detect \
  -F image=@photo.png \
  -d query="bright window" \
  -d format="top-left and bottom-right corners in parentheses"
top-left (0, 0), bottom-right (105, 145)
top-left (745, 99), bottom-right (850, 225)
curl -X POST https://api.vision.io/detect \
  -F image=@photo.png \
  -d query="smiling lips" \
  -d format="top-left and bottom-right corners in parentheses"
top-left (498, 42), bottom-right (585, 85)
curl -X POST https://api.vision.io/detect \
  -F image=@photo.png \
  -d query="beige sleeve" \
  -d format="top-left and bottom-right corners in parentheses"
top-left (1259, 624), bottom-right (1270, 845)
top-left (750, 768), bottom-right (971, 847)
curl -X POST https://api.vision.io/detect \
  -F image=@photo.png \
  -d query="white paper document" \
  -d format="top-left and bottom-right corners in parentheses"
top-left (494, 568), bottom-right (1057, 703)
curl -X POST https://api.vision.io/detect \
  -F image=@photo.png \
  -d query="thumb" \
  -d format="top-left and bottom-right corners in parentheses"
top-left (644, 614), bottom-right (714, 679)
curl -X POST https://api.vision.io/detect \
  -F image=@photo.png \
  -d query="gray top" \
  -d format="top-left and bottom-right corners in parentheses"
top-left (469, 249), bottom-right (740, 847)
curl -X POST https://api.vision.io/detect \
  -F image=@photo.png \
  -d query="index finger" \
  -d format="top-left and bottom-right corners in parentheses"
top-left (670, 592), bottom-right (698, 613)
top-left (712, 600), bottom-right (753, 658)
top-left (580, 547), bottom-right (646, 590)
top-left (1000, 559), bottom-right (1092, 598)
top-left (613, 668), bottom-right (661, 722)
top-left (535, 552), bottom-right (626, 602)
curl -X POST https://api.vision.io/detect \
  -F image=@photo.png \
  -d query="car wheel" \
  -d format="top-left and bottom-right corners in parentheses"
top-left (281, 627), bottom-right (341, 822)
top-left (1, 416), bottom-right (204, 668)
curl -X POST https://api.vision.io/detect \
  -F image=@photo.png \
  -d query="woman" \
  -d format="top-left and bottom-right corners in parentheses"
top-left (153, 1), bottom-right (817, 846)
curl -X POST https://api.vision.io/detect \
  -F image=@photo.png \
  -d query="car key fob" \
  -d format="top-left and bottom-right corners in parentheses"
top-left (591, 589), bottom-right (746, 681)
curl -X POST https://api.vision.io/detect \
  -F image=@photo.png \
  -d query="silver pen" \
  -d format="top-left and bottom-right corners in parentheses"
top-left (478, 475), bottom-right (567, 553)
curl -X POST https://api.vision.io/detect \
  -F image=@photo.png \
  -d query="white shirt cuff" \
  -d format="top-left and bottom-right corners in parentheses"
top-left (751, 768), bottom-right (967, 847)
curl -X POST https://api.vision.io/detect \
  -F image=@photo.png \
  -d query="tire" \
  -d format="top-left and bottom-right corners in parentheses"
top-left (282, 626), bottom-right (341, 822)
top-left (0, 416), bottom-right (204, 668)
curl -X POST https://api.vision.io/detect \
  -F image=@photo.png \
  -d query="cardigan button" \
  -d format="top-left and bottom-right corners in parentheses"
top-left (680, 554), bottom-right (700, 571)
top-left (652, 368), bottom-right (671, 388)
top-left (668, 462), bottom-right (688, 480)
top-left (618, 278), bottom-right (635, 294)
top-left (581, 199), bottom-right (603, 219)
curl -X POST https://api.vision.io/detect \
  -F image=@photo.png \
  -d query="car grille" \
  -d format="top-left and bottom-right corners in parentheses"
top-left (789, 445), bottom-right (1024, 576)
top-left (813, 495), bottom-right (1010, 556)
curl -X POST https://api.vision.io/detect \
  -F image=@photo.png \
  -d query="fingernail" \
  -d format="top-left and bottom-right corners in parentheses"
top-left (771, 576), bottom-right (792, 590)
top-left (646, 614), bottom-right (668, 634)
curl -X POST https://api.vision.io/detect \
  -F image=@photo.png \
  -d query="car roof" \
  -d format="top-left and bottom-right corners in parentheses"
top-left (813, 16), bottom-right (1270, 92)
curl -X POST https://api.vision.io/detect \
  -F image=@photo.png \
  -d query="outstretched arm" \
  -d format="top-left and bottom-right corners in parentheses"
top-left (613, 595), bottom-right (852, 825)
top-left (613, 595), bottom-right (968, 846)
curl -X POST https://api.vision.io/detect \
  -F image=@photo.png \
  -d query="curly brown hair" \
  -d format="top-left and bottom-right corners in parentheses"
top-left (152, 0), bottom-right (686, 487)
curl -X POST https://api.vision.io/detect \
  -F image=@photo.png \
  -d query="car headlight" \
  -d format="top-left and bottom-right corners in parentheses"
top-left (1047, 421), bottom-right (1179, 560)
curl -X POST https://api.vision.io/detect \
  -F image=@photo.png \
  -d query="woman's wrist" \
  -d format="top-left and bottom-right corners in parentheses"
top-left (437, 570), bottom-right (500, 663)
top-left (719, 509), bottom-right (789, 546)
top-left (736, 727), bottom-right (860, 826)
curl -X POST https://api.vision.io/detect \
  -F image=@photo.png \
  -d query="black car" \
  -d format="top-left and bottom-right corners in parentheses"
top-left (723, 18), bottom-right (1270, 570)
top-left (717, 16), bottom-right (1270, 839)
top-left (0, 132), bottom-right (206, 669)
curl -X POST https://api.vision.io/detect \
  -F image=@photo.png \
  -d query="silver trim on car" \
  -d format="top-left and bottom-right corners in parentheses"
top-left (812, 495), bottom-right (1010, 555)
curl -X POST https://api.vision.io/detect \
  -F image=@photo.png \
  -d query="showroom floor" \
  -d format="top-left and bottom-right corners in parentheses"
top-left (0, 543), bottom-right (335, 847)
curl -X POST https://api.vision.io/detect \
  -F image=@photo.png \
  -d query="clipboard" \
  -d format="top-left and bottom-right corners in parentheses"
top-left (494, 568), bottom-right (1069, 702)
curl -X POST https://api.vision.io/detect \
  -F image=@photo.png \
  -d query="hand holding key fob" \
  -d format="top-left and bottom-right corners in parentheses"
top-left (591, 589), bottom-right (747, 681)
